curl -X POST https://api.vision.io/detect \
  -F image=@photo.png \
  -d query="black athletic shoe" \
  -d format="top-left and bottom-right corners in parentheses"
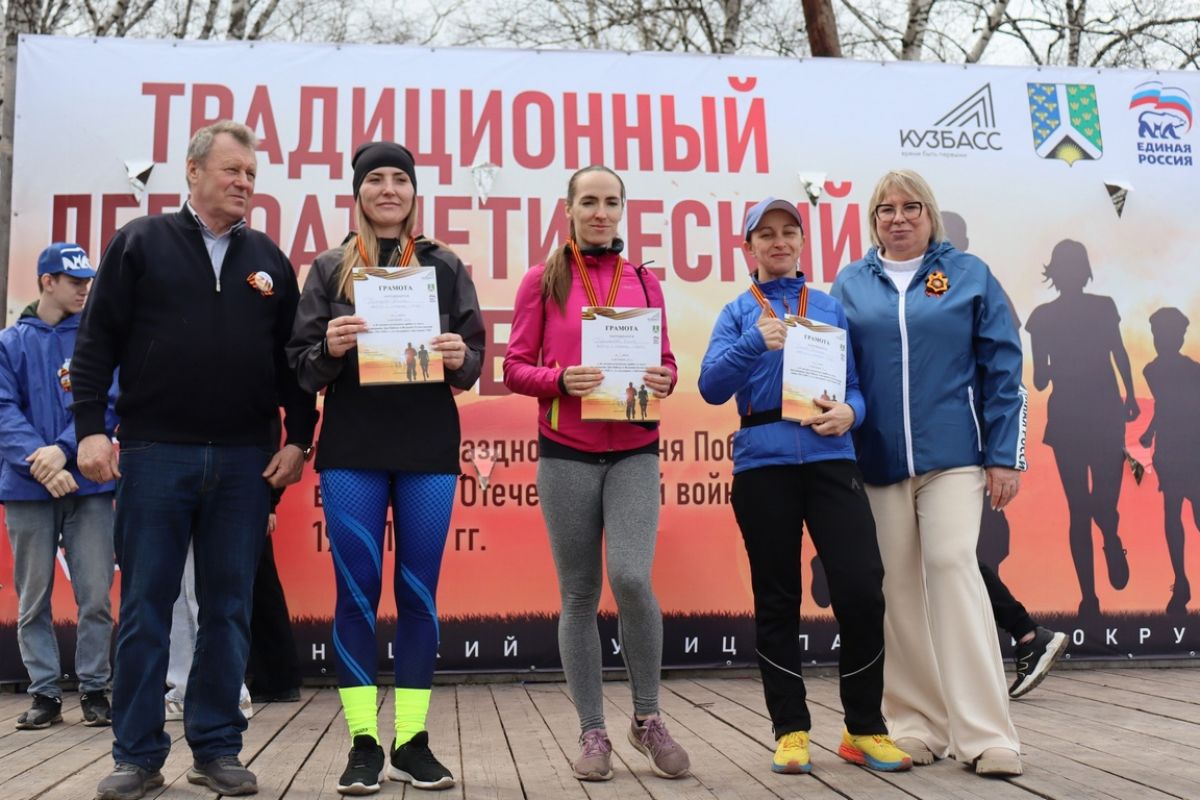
top-left (1010, 626), bottom-right (1068, 699)
top-left (338, 735), bottom-right (385, 795)
top-left (95, 762), bottom-right (165, 800)
top-left (388, 731), bottom-right (455, 790)
top-left (15, 693), bottom-right (62, 730)
top-left (186, 755), bottom-right (257, 795)
top-left (81, 691), bottom-right (113, 727)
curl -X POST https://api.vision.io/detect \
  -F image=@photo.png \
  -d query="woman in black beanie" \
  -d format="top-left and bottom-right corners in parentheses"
top-left (288, 141), bottom-right (485, 795)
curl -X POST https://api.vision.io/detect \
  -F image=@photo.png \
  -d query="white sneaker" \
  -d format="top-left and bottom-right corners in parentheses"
top-left (165, 697), bottom-right (185, 722)
top-left (165, 696), bottom-right (252, 721)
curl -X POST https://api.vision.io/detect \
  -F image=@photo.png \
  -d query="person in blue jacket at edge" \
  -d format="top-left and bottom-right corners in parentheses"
top-left (0, 243), bottom-right (118, 732)
top-left (699, 197), bottom-right (911, 777)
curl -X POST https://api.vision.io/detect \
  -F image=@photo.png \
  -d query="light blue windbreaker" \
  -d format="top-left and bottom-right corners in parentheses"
top-left (831, 241), bottom-right (1028, 486)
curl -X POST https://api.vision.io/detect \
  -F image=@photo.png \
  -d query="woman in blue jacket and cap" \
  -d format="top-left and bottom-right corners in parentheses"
top-left (699, 198), bottom-right (910, 777)
top-left (832, 170), bottom-right (1026, 777)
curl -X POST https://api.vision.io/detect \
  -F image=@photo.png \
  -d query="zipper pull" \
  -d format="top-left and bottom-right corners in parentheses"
top-left (216, 276), bottom-right (221, 292)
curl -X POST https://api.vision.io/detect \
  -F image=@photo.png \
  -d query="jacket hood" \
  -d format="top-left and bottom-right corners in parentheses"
top-left (16, 307), bottom-right (79, 333)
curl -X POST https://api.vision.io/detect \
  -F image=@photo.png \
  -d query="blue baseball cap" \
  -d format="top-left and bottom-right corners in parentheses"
top-left (37, 243), bottom-right (96, 278)
top-left (743, 197), bottom-right (804, 241)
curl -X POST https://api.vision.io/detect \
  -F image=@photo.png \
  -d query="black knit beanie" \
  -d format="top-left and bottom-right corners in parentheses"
top-left (351, 142), bottom-right (417, 198)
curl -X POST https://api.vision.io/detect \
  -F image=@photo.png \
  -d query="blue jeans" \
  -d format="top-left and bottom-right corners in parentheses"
top-left (4, 493), bottom-right (115, 697)
top-left (110, 441), bottom-right (270, 770)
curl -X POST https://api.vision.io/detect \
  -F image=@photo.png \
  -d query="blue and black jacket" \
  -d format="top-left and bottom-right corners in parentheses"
top-left (699, 274), bottom-right (865, 475)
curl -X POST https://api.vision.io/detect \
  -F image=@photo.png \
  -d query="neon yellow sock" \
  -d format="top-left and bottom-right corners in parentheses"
top-left (394, 687), bottom-right (431, 744)
top-left (339, 685), bottom-right (378, 742)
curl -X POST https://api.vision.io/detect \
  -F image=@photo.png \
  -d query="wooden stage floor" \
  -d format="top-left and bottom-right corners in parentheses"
top-left (3, 666), bottom-right (1198, 799)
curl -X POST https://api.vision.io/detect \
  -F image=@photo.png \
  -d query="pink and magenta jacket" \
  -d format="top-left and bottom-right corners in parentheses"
top-left (503, 250), bottom-right (678, 453)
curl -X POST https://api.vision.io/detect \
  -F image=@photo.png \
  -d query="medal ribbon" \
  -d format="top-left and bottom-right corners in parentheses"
top-left (749, 282), bottom-right (809, 319)
top-left (356, 236), bottom-right (415, 268)
top-left (569, 240), bottom-right (625, 308)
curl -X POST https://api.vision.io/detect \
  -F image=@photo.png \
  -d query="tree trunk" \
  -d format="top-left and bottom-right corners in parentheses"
top-left (228, 0), bottom-right (249, 38)
top-left (801, 0), bottom-right (842, 56)
top-left (900, 0), bottom-right (936, 60)
top-left (966, 0), bottom-right (1010, 62)
top-left (1066, 0), bottom-right (1086, 65)
top-left (199, 0), bottom-right (220, 39)
top-left (95, 0), bottom-right (134, 36)
top-left (1, 1), bottom-right (40, 317)
top-left (176, 0), bottom-right (196, 37)
top-left (720, 0), bottom-right (744, 54)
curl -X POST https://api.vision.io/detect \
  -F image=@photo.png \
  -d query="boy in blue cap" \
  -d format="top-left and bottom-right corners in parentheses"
top-left (0, 243), bottom-right (118, 729)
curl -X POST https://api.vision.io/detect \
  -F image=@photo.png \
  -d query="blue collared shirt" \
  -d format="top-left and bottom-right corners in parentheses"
top-left (186, 200), bottom-right (246, 290)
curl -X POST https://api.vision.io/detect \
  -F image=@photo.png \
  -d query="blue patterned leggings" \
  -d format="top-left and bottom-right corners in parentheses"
top-left (320, 469), bottom-right (457, 689)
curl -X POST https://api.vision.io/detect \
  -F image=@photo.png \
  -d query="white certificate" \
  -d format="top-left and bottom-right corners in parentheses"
top-left (781, 316), bottom-right (847, 423)
top-left (353, 267), bottom-right (443, 385)
top-left (580, 306), bottom-right (663, 422)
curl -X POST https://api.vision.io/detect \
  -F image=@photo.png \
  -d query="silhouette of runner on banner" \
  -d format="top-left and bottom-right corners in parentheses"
top-left (1026, 240), bottom-right (1139, 618)
top-left (1140, 307), bottom-right (1200, 615)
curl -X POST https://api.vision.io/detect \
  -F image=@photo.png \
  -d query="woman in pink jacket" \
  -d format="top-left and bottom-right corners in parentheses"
top-left (503, 165), bottom-right (686, 783)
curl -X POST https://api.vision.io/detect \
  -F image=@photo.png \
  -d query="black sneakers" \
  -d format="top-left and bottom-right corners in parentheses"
top-left (15, 693), bottom-right (62, 730)
top-left (186, 755), bottom-right (258, 795)
top-left (81, 691), bottom-right (113, 727)
top-left (1010, 626), bottom-right (1069, 699)
top-left (388, 731), bottom-right (455, 790)
top-left (95, 763), bottom-right (165, 800)
top-left (338, 735), bottom-right (385, 795)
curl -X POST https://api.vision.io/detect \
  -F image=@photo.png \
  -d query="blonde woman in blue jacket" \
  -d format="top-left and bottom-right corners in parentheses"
top-left (700, 198), bottom-right (910, 777)
top-left (832, 170), bottom-right (1026, 777)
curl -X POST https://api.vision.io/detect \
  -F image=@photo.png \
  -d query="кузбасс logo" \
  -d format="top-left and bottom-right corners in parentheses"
top-left (899, 84), bottom-right (1003, 157)
top-left (1028, 83), bottom-right (1102, 165)
top-left (1130, 81), bottom-right (1193, 167)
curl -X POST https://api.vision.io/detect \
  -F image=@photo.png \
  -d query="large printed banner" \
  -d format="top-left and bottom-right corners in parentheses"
top-left (3, 36), bottom-right (1199, 681)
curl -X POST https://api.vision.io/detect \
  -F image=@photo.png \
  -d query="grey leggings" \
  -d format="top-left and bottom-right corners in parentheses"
top-left (537, 453), bottom-right (663, 732)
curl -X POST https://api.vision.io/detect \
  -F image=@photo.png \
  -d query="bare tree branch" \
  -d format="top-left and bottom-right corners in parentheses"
top-left (840, 0), bottom-right (902, 58)
top-left (1088, 13), bottom-right (1200, 65)
top-left (80, 0), bottom-right (104, 29)
top-left (117, 0), bottom-right (161, 35)
top-left (994, 15), bottom-right (1046, 63)
top-left (247, 0), bottom-right (281, 39)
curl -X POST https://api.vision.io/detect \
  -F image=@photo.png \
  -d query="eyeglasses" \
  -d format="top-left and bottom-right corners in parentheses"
top-left (874, 202), bottom-right (924, 223)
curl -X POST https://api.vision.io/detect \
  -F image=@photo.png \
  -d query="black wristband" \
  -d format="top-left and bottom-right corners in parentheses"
top-left (557, 370), bottom-right (568, 395)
